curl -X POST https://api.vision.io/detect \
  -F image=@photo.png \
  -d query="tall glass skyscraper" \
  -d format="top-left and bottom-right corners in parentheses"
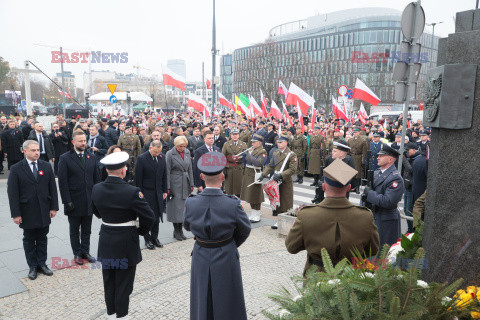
top-left (229, 8), bottom-right (439, 107)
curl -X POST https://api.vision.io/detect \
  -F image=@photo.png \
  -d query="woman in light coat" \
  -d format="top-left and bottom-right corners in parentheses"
top-left (166, 136), bottom-right (194, 240)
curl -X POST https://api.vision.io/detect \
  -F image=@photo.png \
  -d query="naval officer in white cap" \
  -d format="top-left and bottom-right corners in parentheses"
top-left (92, 151), bottom-right (155, 319)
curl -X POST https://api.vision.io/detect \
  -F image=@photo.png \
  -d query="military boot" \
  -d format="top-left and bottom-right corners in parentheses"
top-left (297, 176), bottom-right (304, 184)
top-left (310, 174), bottom-right (319, 186)
top-left (293, 175), bottom-right (301, 183)
top-left (311, 187), bottom-right (325, 204)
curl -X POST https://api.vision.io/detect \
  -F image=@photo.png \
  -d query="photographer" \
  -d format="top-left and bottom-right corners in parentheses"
top-left (50, 122), bottom-right (69, 176)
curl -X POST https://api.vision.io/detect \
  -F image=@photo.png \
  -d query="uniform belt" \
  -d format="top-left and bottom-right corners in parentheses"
top-left (310, 147), bottom-right (320, 149)
top-left (352, 153), bottom-right (363, 155)
top-left (103, 220), bottom-right (137, 227)
top-left (265, 143), bottom-right (274, 146)
top-left (195, 236), bottom-right (233, 248)
top-left (246, 164), bottom-right (261, 170)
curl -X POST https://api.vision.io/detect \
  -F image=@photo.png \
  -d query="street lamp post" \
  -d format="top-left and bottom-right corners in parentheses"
top-left (426, 21), bottom-right (443, 51)
top-left (211, 0), bottom-right (217, 115)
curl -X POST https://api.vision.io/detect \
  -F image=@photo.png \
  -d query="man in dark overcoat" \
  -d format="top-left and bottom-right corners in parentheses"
top-left (193, 131), bottom-right (220, 192)
top-left (58, 130), bottom-right (100, 265)
top-left (1, 120), bottom-right (24, 169)
top-left (7, 140), bottom-right (59, 280)
top-left (135, 140), bottom-right (167, 249)
top-left (184, 152), bottom-right (251, 320)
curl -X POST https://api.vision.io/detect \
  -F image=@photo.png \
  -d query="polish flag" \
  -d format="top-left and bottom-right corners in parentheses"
top-left (358, 103), bottom-right (368, 124)
top-left (269, 100), bottom-right (283, 120)
top-left (58, 89), bottom-right (73, 99)
top-left (310, 107), bottom-right (315, 131)
top-left (249, 95), bottom-right (263, 117)
top-left (352, 78), bottom-right (380, 106)
top-left (188, 94), bottom-right (208, 113)
top-left (206, 79), bottom-right (212, 89)
top-left (260, 90), bottom-right (268, 117)
top-left (218, 92), bottom-right (235, 112)
top-left (332, 96), bottom-right (349, 122)
top-left (285, 82), bottom-right (315, 115)
top-left (297, 102), bottom-right (305, 133)
top-left (282, 101), bottom-right (293, 127)
top-left (162, 65), bottom-right (185, 91)
top-left (278, 80), bottom-right (288, 97)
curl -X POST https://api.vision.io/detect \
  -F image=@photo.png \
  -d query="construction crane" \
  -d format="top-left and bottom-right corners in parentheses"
top-left (133, 65), bottom-right (151, 79)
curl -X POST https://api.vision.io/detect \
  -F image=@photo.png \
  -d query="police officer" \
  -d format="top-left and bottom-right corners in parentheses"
top-left (184, 152), bottom-right (251, 320)
top-left (286, 159), bottom-right (379, 276)
top-left (117, 125), bottom-right (142, 181)
top-left (264, 122), bottom-right (277, 155)
top-left (92, 152), bottom-right (155, 320)
top-left (259, 135), bottom-right (298, 229)
top-left (291, 126), bottom-right (307, 184)
top-left (362, 143), bottom-right (405, 247)
top-left (368, 132), bottom-right (382, 172)
top-left (240, 134), bottom-right (267, 223)
top-left (222, 128), bottom-right (247, 197)
top-left (417, 129), bottom-right (430, 155)
top-left (307, 126), bottom-right (327, 186)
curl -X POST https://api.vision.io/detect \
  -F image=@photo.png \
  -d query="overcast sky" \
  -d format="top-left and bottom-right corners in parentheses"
top-left (0, 0), bottom-right (475, 89)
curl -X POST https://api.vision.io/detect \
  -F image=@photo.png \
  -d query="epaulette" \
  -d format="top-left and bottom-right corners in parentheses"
top-left (293, 203), bottom-right (316, 215)
top-left (188, 193), bottom-right (197, 198)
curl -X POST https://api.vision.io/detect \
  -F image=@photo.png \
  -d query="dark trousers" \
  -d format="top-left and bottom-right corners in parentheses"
top-left (0, 149), bottom-right (4, 172)
top-left (102, 266), bottom-right (137, 317)
top-left (23, 226), bottom-right (49, 268)
top-left (39, 154), bottom-right (49, 162)
top-left (404, 188), bottom-right (414, 233)
top-left (144, 221), bottom-right (159, 242)
top-left (53, 157), bottom-right (60, 176)
top-left (68, 215), bottom-right (93, 256)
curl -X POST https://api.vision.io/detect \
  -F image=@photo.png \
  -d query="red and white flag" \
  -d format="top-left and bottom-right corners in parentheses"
top-left (58, 89), bottom-right (73, 99)
top-left (297, 102), bottom-right (304, 133)
top-left (352, 78), bottom-right (380, 106)
top-left (358, 103), bottom-right (368, 124)
top-left (269, 100), bottom-right (283, 120)
top-left (218, 92), bottom-right (235, 112)
top-left (260, 89), bottom-right (268, 117)
top-left (282, 101), bottom-right (293, 127)
top-left (188, 94), bottom-right (208, 113)
top-left (278, 80), bottom-right (288, 97)
top-left (249, 95), bottom-right (263, 117)
top-left (332, 96), bottom-right (349, 122)
top-left (162, 65), bottom-right (185, 91)
top-left (285, 82), bottom-right (314, 115)
top-left (310, 107), bottom-right (316, 131)
top-left (206, 79), bottom-right (212, 89)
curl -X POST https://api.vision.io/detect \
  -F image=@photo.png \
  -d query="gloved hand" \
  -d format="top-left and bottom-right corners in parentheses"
top-left (257, 174), bottom-right (265, 182)
top-left (65, 202), bottom-right (75, 212)
top-left (272, 173), bottom-right (282, 183)
top-left (363, 186), bottom-right (371, 196)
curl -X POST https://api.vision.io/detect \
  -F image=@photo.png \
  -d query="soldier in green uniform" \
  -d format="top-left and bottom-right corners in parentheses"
top-left (327, 129), bottom-right (343, 154)
top-left (239, 123), bottom-right (252, 148)
top-left (348, 127), bottom-right (368, 193)
top-left (258, 135), bottom-right (298, 229)
top-left (240, 134), bottom-right (267, 223)
top-left (307, 126), bottom-right (327, 186)
top-left (222, 128), bottom-right (247, 197)
top-left (117, 125), bottom-right (142, 181)
top-left (291, 126), bottom-right (307, 184)
top-left (285, 159), bottom-right (380, 276)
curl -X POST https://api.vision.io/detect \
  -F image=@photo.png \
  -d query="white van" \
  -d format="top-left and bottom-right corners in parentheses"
top-left (369, 111), bottom-right (403, 122)
top-left (408, 111), bottom-right (424, 123)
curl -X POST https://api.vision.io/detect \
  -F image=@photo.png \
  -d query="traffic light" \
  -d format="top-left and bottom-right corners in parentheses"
top-left (85, 92), bottom-right (90, 106)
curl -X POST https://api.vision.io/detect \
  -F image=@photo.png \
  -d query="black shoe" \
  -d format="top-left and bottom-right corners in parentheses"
top-left (310, 180), bottom-right (318, 186)
top-left (145, 240), bottom-right (155, 250)
top-left (178, 225), bottom-right (187, 240)
top-left (28, 267), bottom-right (37, 280)
top-left (298, 176), bottom-right (303, 184)
top-left (37, 265), bottom-right (53, 276)
top-left (153, 239), bottom-right (164, 248)
top-left (293, 176), bottom-right (300, 183)
top-left (74, 255), bottom-right (84, 265)
top-left (0, 172), bottom-right (4, 175)
top-left (271, 223), bottom-right (278, 229)
top-left (272, 210), bottom-right (278, 217)
top-left (173, 223), bottom-right (183, 241)
top-left (82, 253), bottom-right (96, 263)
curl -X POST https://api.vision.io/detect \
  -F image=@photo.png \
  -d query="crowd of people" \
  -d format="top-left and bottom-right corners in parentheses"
top-left (1, 108), bottom-right (430, 319)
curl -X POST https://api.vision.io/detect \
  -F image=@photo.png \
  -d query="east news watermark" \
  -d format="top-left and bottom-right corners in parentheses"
top-left (351, 51), bottom-right (429, 64)
top-left (51, 51), bottom-right (128, 63)
top-left (51, 257), bottom-right (129, 270)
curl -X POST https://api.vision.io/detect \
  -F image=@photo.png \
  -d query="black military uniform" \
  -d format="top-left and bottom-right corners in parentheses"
top-left (92, 152), bottom-right (155, 319)
top-left (264, 123), bottom-right (277, 155)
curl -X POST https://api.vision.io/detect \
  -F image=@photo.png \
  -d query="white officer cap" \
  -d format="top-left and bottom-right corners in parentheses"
top-left (100, 151), bottom-right (129, 170)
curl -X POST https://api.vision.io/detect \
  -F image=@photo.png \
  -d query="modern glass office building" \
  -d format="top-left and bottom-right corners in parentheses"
top-left (220, 54), bottom-right (233, 100)
top-left (229, 8), bottom-right (439, 107)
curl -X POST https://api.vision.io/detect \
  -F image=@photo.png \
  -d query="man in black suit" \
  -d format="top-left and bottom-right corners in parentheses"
top-left (7, 140), bottom-right (59, 280)
top-left (58, 131), bottom-right (101, 265)
top-left (187, 128), bottom-right (204, 157)
top-left (135, 140), bottom-right (167, 249)
top-left (87, 124), bottom-right (108, 164)
top-left (142, 130), bottom-right (161, 153)
top-left (1, 120), bottom-right (24, 169)
top-left (92, 151), bottom-right (155, 319)
top-left (28, 122), bottom-right (55, 163)
top-left (104, 120), bottom-right (119, 147)
top-left (213, 126), bottom-right (227, 150)
top-left (193, 131), bottom-right (220, 192)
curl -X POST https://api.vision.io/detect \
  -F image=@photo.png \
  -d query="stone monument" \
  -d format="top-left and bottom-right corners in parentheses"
top-left (422, 9), bottom-right (480, 285)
